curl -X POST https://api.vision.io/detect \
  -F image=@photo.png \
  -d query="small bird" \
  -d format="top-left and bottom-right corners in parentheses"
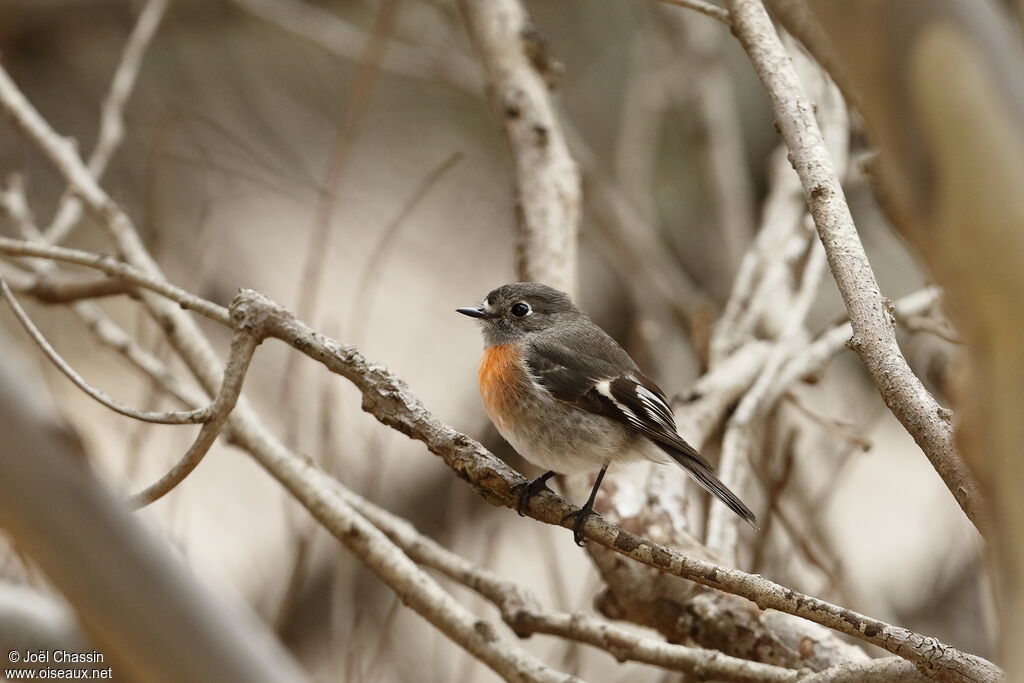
top-left (458, 282), bottom-right (756, 546)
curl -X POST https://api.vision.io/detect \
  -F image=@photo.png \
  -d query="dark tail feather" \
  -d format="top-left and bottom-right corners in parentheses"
top-left (658, 443), bottom-right (758, 529)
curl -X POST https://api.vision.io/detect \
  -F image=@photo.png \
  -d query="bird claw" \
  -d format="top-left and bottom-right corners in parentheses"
top-left (511, 473), bottom-right (554, 516)
top-left (561, 508), bottom-right (596, 547)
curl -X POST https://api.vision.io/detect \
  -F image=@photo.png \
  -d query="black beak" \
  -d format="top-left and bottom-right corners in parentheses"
top-left (456, 307), bottom-right (489, 319)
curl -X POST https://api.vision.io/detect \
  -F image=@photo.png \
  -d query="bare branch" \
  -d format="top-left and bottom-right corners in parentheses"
top-left (0, 237), bottom-right (230, 325)
top-left (783, 392), bottom-right (872, 452)
top-left (899, 313), bottom-right (962, 345)
top-left (221, 400), bottom-right (578, 683)
top-left (3, 268), bottom-right (133, 303)
top-left (347, 152), bottom-right (464, 342)
top-left (129, 331), bottom-right (259, 508)
top-left (72, 301), bottom-right (211, 411)
top-left (227, 0), bottom-right (482, 94)
top-left (802, 657), bottom-right (928, 683)
top-left (458, 0), bottom-right (581, 294)
top-left (709, 147), bottom-right (806, 363)
top-left (566, 124), bottom-right (715, 327)
top-left (775, 288), bottom-right (942, 392)
top-left (0, 338), bottom-right (307, 683)
top-left (1, 278), bottom-right (209, 425)
top-left (656, 0), bottom-right (732, 26)
top-left (345, 490), bottom-right (806, 683)
top-left (707, 242), bottom-right (826, 561)
top-left (45, 0), bottom-right (169, 244)
top-left (720, 0), bottom-right (983, 529)
top-left (711, 43), bottom-right (847, 366)
top-left (0, 174), bottom-right (43, 240)
top-left (278, 0), bottom-right (398, 448)
top-left (228, 287), bottom-right (1000, 683)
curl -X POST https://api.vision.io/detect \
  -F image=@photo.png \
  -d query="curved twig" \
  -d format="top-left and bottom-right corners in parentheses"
top-left (129, 332), bottom-right (259, 508)
top-left (1, 278), bottom-right (209, 425)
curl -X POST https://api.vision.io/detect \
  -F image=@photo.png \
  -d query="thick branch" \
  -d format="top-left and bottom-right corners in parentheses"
top-left (0, 336), bottom-right (307, 683)
top-left (345, 490), bottom-right (805, 683)
top-left (458, 0), bottom-right (580, 293)
top-left (720, 0), bottom-right (983, 529)
top-left (229, 288), bottom-right (999, 683)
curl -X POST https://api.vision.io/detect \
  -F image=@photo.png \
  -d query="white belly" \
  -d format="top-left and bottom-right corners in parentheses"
top-left (496, 400), bottom-right (671, 475)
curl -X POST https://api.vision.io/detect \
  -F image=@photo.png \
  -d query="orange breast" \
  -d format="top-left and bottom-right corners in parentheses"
top-left (478, 343), bottom-right (527, 431)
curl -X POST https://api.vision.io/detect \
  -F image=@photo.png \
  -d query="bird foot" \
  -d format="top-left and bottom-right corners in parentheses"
top-left (511, 471), bottom-right (556, 516)
top-left (561, 507), bottom-right (597, 547)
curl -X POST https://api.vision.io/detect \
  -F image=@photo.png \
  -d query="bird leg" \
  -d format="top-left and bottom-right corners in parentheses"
top-left (511, 470), bottom-right (557, 516)
top-left (561, 465), bottom-right (607, 546)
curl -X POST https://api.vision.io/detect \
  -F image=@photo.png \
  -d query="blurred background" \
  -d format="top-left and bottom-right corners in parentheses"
top-left (0, 0), bottom-right (1005, 680)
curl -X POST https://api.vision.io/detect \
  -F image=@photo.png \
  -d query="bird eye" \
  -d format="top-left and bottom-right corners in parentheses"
top-left (511, 302), bottom-right (531, 317)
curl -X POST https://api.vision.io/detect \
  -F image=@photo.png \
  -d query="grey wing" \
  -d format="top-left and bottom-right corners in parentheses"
top-left (527, 339), bottom-right (757, 527)
top-left (525, 339), bottom-right (711, 466)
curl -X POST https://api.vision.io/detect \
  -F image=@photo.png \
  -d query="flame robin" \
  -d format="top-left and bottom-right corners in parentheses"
top-left (458, 282), bottom-right (756, 545)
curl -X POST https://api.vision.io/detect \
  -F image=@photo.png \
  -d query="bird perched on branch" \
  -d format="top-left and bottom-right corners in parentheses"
top-left (458, 282), bottom-right (757, 546)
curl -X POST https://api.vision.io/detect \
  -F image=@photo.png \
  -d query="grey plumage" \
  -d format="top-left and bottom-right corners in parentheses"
top-left (459, 282), bottom-right (757, 536)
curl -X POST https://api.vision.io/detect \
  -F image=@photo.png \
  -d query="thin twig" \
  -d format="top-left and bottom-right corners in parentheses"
top-left (227, 0), bottom-right (481, 94)
top-left (129, 331), bottom-right (259, 508)
top-left (656, 0), bottom-right (731, 25)
top-left (45, 0), bottom-right (169, 244)
top-left (709, 147), bottom-right (806, 364)
top-left (900, 314), bottom-right (962, 345)
top-left (567, 123), bottom-right (715, 328)
top-left (3, 269), bottom-right (133, 304)
top-left (707, 242), bottom-right (826, 561)
top-left (0, 237), bottom-right (229, 325)
top-left (0, 174), bottom-right (43, 241)
top-left (1, 278), bottom-right (209, 425)
top-left (784, 392), bottom-right (872, 451)
top-left (73, 301), bottom-right (211, 411)
top-left (710, 45), bottom-right (848, 367)
top-left (347, 152), bottom-right (463, 344)
top-left (775, 288), bottom-right (942, 391)
top-left (279, 0), bottom-right (398, 447)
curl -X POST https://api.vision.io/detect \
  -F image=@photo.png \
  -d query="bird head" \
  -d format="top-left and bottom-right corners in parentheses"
top-left (457, 282), bottom-right (577, 345)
